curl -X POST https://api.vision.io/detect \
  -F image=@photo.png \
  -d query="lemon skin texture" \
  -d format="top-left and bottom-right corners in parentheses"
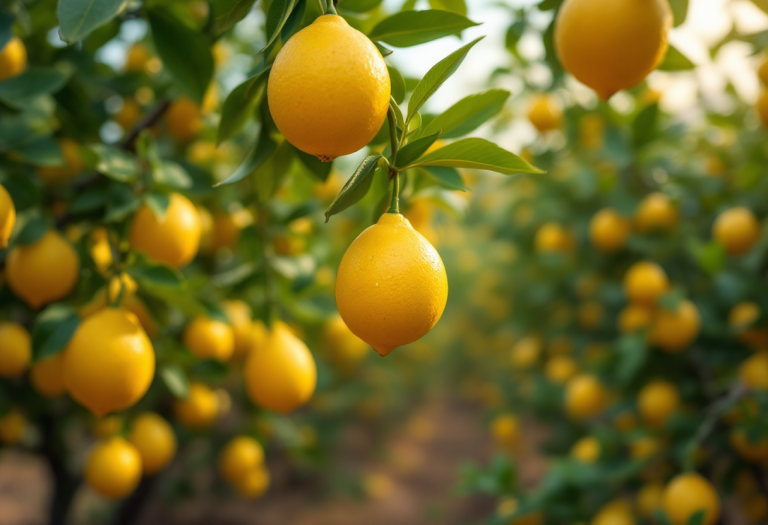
top-left (0, 322), bottom-right (31, 378)
top-left (63, 308), bottom-right (155, 417)
top-left (555, 0), bottom-right (673, 100)
top-left (129, 192), bottom-right (201, 268)
top-left (0, 37), bottom-right (26, 82)
top-left (336, 213), bottom-right (448, 356)
top-left (6, 231), bottom-right (80, 309)
top-left (128, 412), bottom-right (177, 475)
top-left (268, 15), bottom-right (390, 161)
top-left (85, 437), bottom-right (143, 499)
top-left (0, 183), bottom-right (15, 248)
top-left (245, 321), bottom-right (316, 414)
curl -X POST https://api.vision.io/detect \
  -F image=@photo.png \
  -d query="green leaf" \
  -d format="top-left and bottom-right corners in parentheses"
top-left (152, 161), bottom-right (193, 190)
top-left (396, 131), bottom-right (442, 167)
top-left (428, 0), bottom-right (466, 15)
top-left (419, 89), bottom-right (509, 139)
top-left (217, 129), bottom-right (277, 187)
top-left (633, 103), bottom-right (659, 148)
top-left (147, 8), bottom-right (214, 105)
top-left (69, 186), bottom-right (109, 214)
top-left (217, 67), bottom-right (270, 145)
top-left (11, 136), bottom-right (64, 167)
top-left (404, 137), bottom-right (543, 175)
top-left (209, 0), bottom-right (258, 39)
top-left (129, 263), bottom-right (184, 289)
top-left (686, 510), bottom-right (706, 525)
top-left (658, 45), bottom-right (695, 71)
top-left (89, 144), bottom-right (140, 182)
top-left (56, 0), bottom-right (126, 43)
top-left (368, 10), bottom-right (479, 48)
top-left (160, 365), bottom-right (189, 399)
top-left (254, 139), bottom-right (295, 200)
top-left (690, 240), bottom-right (726, 275)
top-left (140, 285), bottom-right (207, 317)
top-left (388, 65), bottom-right (406, 105)
top-left (339, 0), bottom-right (384, 13)
top-left (325, 155), bottom-right (382, 222)
top-left (143, 193), bottom-right (171, 221)
top-left (391, 98), bottom-right (405, 132)
top-left (669, 0), bottom-right (689, 26)
top-left (0, 9), bottom-right (13, 50)
top-left (0, 68), bottom-right (71, 107)
top-left (14, 217), bottom-right (48, 246)
top-left (32, 305), bottom-right (80, 361)
top-left (423, 166), bottom-right (467, 191)
top-left (294, 147), bottom-right (332, 182)
top-left (375, 42), bottom-right (393, 57)
top-left (616, 333), bottom-right (647, 384)
top-left (263, 0), bottom-right (299, 51)
top-left (407, 37), bottom-right (483, 123)
top-left (105, 183), bottom-right (141, 222)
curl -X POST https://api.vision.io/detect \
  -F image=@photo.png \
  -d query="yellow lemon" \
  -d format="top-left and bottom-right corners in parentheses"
top-left (63, 308), bottom-right (155, 417)
top-left (38, 138), bottom-right (86, 185)
top-left (571, 436), bottom-right (600, 463)
top-left (623, 261), bottom-right (668, 306)
top-left (323, 314), bottom-right (369, 364)
top-left (618, 304), bottom-right (654, 334)
top-left (85, 437), bottom-right (142, 499)
top-left (590, 208), bottom-right (631, 252)
top-left (740, 352), bottom-right (768, 390)
top-left (729, 302), bottom-right (768, 349)
top-left (129, 192), bottom-right (201, 268)
top-left (90, 227), bottom-right (113, 274)
top-left (30, 353), bottom-right (66, 398)
top-left (222, 300), bottom-right (254, 361)
top-left (544, 355), bottom-right (578, 383)
top-left (219, 436), bottom-right (265, 484)
top-left (527, 94), bottom-right (562, 133)
top-left (7, 231), bottom-right (80, 309)
top-left (234, 467), bottom-right (270, 499)
top-left (0, 409), bottom-right (26, 445)
top-left (713, 207), bottom-right (760, 256)
top-left (0, 183), bottom-right (15, 248)
top-left (244, 321), bottom-right (316, 414)
top-left (730, 428), bottom-right (768, 462)
top-left (635, 193), bottom-right (678, 233)
top-left (166, 97), bottom-right (203, 142)
top-left (662, 473), bottom-right (720, 525)
top-left (183, 316), bottom-right (234, 361)
top-left (591, 499), bottom-right (634, 525)
top-left (636, 482), bottom-right (664, 518)
top-left (128, 412), bottom-right (176, 475)
top-left (650, 299), bottom-right (700, 352)
top-left (0, 37), bottom-right (26, 82)
top-left (336, 213), bottom-right (448, 356)
top-left (535, 222), bottom-right (575, 253)
top-left (0, 322), bottom-right (30, 378)
top-left (512, 336), bottom-right (541, 369)
top-left (268, 15), bottom-right (390, 161)
top-left (491, 413), bottom-right (519, 449)
top-left (555, 0), bottom-right (672, 99)
top-left (125, 42), bottom-right (150, 72)
top-left (174, 381), bottom-right (219, 429)
top-left (637, 380), bottom-right (680, 428)
top-left (565, 374), bottom-right (607, 420)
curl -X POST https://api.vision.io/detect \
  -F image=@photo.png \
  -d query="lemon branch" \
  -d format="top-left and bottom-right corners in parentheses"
top-left (386, 107), bottom-right (400, 214)
top-left (324, 0), bottom-right (338, 16)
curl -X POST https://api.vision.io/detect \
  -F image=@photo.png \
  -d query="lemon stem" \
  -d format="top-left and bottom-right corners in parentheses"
top-left (388, 172), bottom-right (400, 214)
top-left (325, 0), bottom-right (337, 15)
top-left (386, 107), bottom-right (400, 214)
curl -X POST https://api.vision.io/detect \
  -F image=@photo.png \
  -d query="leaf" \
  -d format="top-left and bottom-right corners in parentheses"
top-left (429, 0), bottom-right (466, 15)
top-left (140, 285), bottom-right (207, 317)
top-left (129, 263), bottom-right (184, 289)
top-left (10, 136), bottom-right (64, 167)
top-left (209, 0), bottom-right (258, 39)
top-left (423, 166), bottom-right (467, 191)
top-left (686, 510), bottom-right (706, 525)
top-left (616, 333), bottom-right (647, 384)
top-left (294, 147), bottom-right (332, 182)
top-left (143, 192), bottom-right (171, 221)
top-left (633, 103), bottom-right (659, 149)
top-left (419, 89), bottom-right (510, 139)
top-left (216, 129), bottom-right (277, 187)
top-left (0, 9), bottom-right (14, 50)
top-left (396, 131), bottom-right (442, 167)
top-left (391, 98), bottom-right (405, 132)
top-left (105, 183), bottom-right (141, 222)
top-left (404, 137), bottom-right (543, 175)
top-left (280, 0), bottom-right (306, 41)
top-left (14, 217), bottom-right (48, 246)
top-left (217, 67), bottom-right (270, 145)
top-left (56, 0), bottom-right (127, 43)
top-left (0, 68), bottom-right (71, 107)
top-left (263, 0), bottom-right (299, 51)
top-left (160, 365), bottom-right (189, 399)
top-left (325, 155), bottom-right (382, 222)
top-left (340, 0), bottom-right (384, 12)
top-left (388, 65), bottom-right (406, 105)
top-left (375, 42), bottom-right (393, 57)
top-left (69, 186), bottom-right (109, 213)
top-left (669, 0), bottom-right (689, 26)
top-left (368, 10), bottom-right (479, 48)
top-left (407, 37), bottom-right (483, 123)
top-left (254, 139), bottom-right (295, 199)
top-left (89, 144), bottom-right (140, 182)
top-left (152, 161), bottom-right (193, 190)
top-left (32, 305), bottom-right (80, 361)
top-left (658, 45), bottom-right (695, 71)
top-left (147, 8), bottom-right (214, 105)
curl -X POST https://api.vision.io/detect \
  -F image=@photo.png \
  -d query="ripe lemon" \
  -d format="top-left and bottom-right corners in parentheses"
top-left (730, 428), bottom-right (768, 462)
top-left (30, 353), bottom-right (66, 398)
top-left (234, 467), bottom-right (270, 499)
top-left (512, 336), bottom-right (541, 369)
top-left (544, 355), bottom-right (578, 384)
top-left (125, 43), bottom-right (150, 73)
top-left (758, 89), bottom-right (768, 128)
top-left (618, 304), bottom-right (654, 334)
top-left (268, 15), bottom-right (390, 161)
top-left (650, 299), bottom-right (700, 352)
top-left (222, 300), bottom-right (254, 360)
top-left (740, 352), bottom-right (768, 390)
top-left (336, 213), bottom-right (448, 356)
top-left (244, 321), bottom-right (316, 414)
top-left (590, 208), bottom-right (631, 252)
top-left (491, 413), bottom-right (519, 449)
top-left (219, 436), bottom-right (264, 484)
top-left (166, 97), bottom-right (203, 142)
top-left (7, 230), bottom-right (80, 309)
top-left (635, 193), bottom-right (678, 233)
top-left (527, 94), bottom-right (562, 133)
top-left (565, 374), bottom-right (607, 420)
top-left (555, 0), bottom-right (672, 100)
top-left (729, 302), bottom-right (768, 349)
top-left (0, 322), bottom-right (30, 378)
top-left (0, 37), bottom-right (26, 82)
top-left (0, 183), bottom-right (15, 248)
top-left (128, 412), bottom-right (176, 475)
top-left (129, 192), bottom-right (201, 268)
top-left (662, 473), bottom-right (720, 525)
top-left (38, 138), bottom-right (86, 185)
top-left (80, 274), bottom-right (158, 338)
top-left (623, 261), bottom-right (668, 306)
top-left (637, 482), bottom-right (664, 518)
top-left (174, 381), bottom-right (219, 429)
top-left (183, 316), bottom-right (234, 361)
top-left (713, 207), bottom-right (760, 256)
top-left (85, 437), bottom-right (142, 499)
top-left (591, 499), bottom-right (634, 525)
top-left (63, 308), bottom-right (155, 417)
top-left (535, 222), bottom-right (575, 253)
top-left (637, 380), bottom-right (679, 428)
top-left (571, 436), bottom-right (600, 463)
top-left (323, 314), bottom-right (369, 365)
top-left (0, 409), bottom-right (26, 445)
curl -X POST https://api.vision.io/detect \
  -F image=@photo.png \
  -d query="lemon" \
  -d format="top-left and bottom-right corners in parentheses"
top-left (244, 321), bottom-right (316, 414)
top-left (125, 43), bottom-right (150, 73)
top-left (0, 37), bottom-right (26, 82)
top-left (730, 428), bottom-right (768, 462)
top-left (0, 409), bottom-right (26, 445)
top-left (512, 336), bottom-right (541, 369)
top-left (729, 302), bottom-right (768, 349)
top-left (650, 299), bottom-right (700, 352)
top-left (38, 138), bottom-right (86, 185)
top-left (166, 97), bottom-right (203, 142)
top-left (623, 261), bottom-right (668, 306)
top-left (219, 436), bottom-right (264, 484)
top-left (63, 308), bottom-right (155, 417)
top-left (618, 304), bottom-right (654, 334)
top-left (713, 207), bottom-right (760, 256)
top-left (79, 274), bottom-right (158, 338)
top-left (268, 15), bottom-right (390, 161)
top-left (527, 94), bottom-right (562, 133)
top-left (565, 374), bottom-right (607, 420)
top-left (555, 0), bottom-right (672, 99)
top-left (323, 314), bottom-right (369, 365)
top-left (591, 499), bottom-right (633, 525)
top-left (183, 316), bottom-right (234, 361)
top-left (0, 183), bottom-right (15, 248)
top-left (662, 473), bottom-right (720, 525)
top-left (30, 353), bottom-right (66, 398)
top-left (0, 322), bottom-right (30, 378)
top-left (128, 412), bottom-right (176, 475)
top-left (635, 193), bottom-right (678, 233)
top-left (115, 98), bottom-right (141, 131)
top-left (571, 436), bottom-right (600, 463)
top-left (740, 352), bottom-right (768, 390)
top-left (336, 213), bottom-right (448, 356)
top-left (545, 356), bottom-right (578, 383)
top-left (636, 482), bottom-right (665, 518)
top-left (491, 413), bottom-right (519, 449)
top-left (85, 437), bottom-right (142, 499)
top-left (90, 227), bottom-right (113, 274)
top-left (637, 380), bottom-right (679, 428)
top-left (7, 231), bottom-right (80, 309)
top-left (234, 467), bottom-right (270, 499)
top-left (535, 222), bottom-right (575, 253)
top-left (222, 300), bottom-right (254, 360)
top-left (174, 381), bottom-right (219, 429)
top-left (590, 208), bottom-right (631, 252)
top-left (129, 192), bottom-right (201, 268)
